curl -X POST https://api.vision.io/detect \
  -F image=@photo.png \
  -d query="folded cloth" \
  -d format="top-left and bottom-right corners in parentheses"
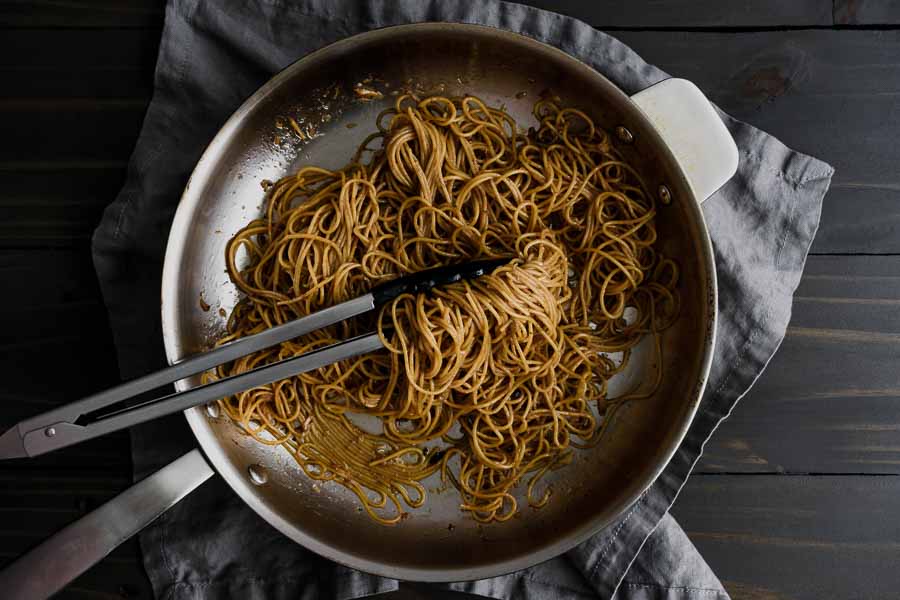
top-left (91, 1), bottom-right (834, 598)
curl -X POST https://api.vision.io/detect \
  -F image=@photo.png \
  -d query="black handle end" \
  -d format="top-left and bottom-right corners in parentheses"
top-left (371, 257), bottom-right (510, 306)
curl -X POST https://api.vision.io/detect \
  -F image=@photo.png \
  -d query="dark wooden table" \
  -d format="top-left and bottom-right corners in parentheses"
top-left (1, 1), bottom-right (896, 598)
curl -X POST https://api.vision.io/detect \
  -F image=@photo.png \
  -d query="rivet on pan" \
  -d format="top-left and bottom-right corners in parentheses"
top-left (658, 184), bottom-right (672, 205)
top-left (206, 402), bottom-right (221, 418)
top-left (45, 427), bottom-right (56, 438)
top-left (248, 464), bottom-right (268, 486)
top-left (615, 126), bottom-right (634, 144)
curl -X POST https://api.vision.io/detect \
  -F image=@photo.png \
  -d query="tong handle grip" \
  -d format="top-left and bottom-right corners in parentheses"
top-left (371, 257), bottom-right (509, 306)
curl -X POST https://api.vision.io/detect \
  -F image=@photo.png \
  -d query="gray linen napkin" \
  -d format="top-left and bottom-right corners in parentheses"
top-left (91, 1), bottom-right (834, 598)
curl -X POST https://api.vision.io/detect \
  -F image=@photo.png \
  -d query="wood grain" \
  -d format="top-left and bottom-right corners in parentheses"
top-left (9, 29), bottom-right (900, 252)
top-left (0, 0), bottom-right (835, 29)
top-left (0, 100), bottom-right (148, 163)
top-left (0, 0), bottom-right (164, 28)
top-left (673, 475), bottom-right (900, 600)
top-left (698, 255), bottom-right (900, 474)
top-left (0, 4), bottom-right (894, 599)
top-left (834, 0), bottom-right (900, 25)
top-left (0, 167), bottom-right (128, 246)
top-left (0, 29), bottom-right (159, 99)
top-left (0, 28), bottom-right (155, 246)
top-left (8, 254), bottom-right (894, 591)
top-left (615, 29), bottom-right (900, 253)
top-left (0, 250), bottom-right (128, 473)
top-left (0, 472), bottom-right (154, 599)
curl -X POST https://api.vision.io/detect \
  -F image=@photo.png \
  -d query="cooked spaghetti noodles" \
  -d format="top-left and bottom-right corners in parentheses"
top-left (206, 94), bottom-right (680, 524)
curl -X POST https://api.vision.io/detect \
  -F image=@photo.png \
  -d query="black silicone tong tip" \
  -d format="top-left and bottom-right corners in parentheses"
top-left (371, 257), bottom-right (511, 306)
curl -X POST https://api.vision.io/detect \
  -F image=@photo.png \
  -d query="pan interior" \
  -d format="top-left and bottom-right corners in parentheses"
top-left (161, 24), bottom-right (714, 581)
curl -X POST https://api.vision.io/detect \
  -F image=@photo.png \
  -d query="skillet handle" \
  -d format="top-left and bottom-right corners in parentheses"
top-left (0, 449), bottom-right (214, 599)
top-left (630, 78), bottom-right (739, 203)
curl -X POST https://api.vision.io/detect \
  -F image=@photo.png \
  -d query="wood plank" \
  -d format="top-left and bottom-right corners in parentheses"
top-left (0, 100), bottom-right (148, 163)
top-left (40, 476), bottom-right (900, 600)
top-left (0, 257), bottom-right (142, 594)
top-left (0, 256), bottom-right (142, 593)
top-left (0, 471), bottom-right (153, 599)
top-left (0, 13), bottom-right (886, 600)
top-left (0, 249), bottom-right (119, 386)
top-left (0, 0), bottom-right (835, 29)
top-left (698, 255), bottom-right (900, 475)
top-left (521, 0), bottom-right (833, 27)
top-left (33, 474), bottom-right (895, 600)
top-left (0, 167), bottom-right (127, 246)
top-left (673, 475), bottom-right (900, 600)
top-left (0, 473), bottom-right (132, 541)
top-left (8, 29), bottom-right (892, 252)
top-left (11, 474), bottom-right (895, 599)
top-left (0, 249), bottom-right (128, 472)
top-left (0, 0), bottom-right (163, 28)
top-left (614, 30), bottom-right (900, 253)
top-left (0, 29), bottom-right (159, 99)
top-left (16, 474), bottom-right (896, 600)
top-left (834, 0), bottom-right (900, 25)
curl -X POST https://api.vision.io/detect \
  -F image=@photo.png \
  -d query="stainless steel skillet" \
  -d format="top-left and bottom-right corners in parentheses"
top-left (0, 23), bottom-right (736, 597)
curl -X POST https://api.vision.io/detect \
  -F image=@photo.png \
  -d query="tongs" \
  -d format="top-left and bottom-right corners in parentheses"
top-left (0, 258), bottom-right (508, 460)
